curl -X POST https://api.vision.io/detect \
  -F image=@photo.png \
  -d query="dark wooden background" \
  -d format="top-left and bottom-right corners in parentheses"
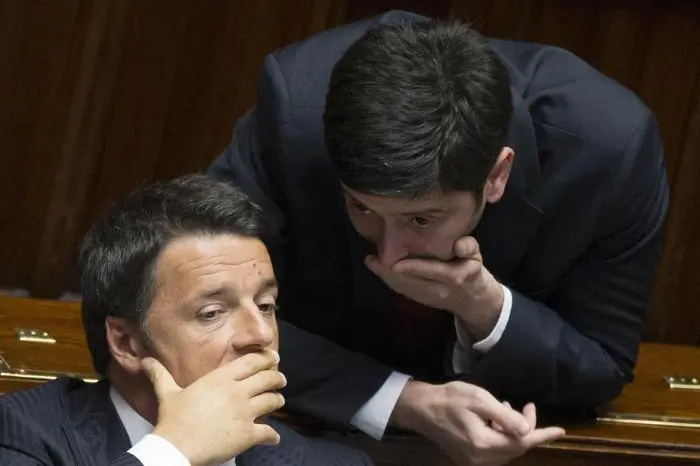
top-left (1, 0), bottom-right (698, 345)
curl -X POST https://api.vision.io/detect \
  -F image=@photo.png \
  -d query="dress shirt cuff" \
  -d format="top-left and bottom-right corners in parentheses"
top-left (453, 285), bottom-right (513, 373)
top-left (128, 434), bottom-right (191, 466)
top-left (350, 371), bottom-right (411, 440)
top-left (472, 284), bottom-right (513, 352)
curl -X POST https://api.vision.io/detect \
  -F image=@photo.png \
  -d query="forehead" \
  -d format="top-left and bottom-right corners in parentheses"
top-left (342, 185), bottom-right (477, 215)
top-left (153, 234), bottom-right (273, 295)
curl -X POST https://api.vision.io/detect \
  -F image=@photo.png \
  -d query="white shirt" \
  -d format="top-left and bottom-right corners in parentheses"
top-left (350, 285), bottom-right (513, 439)
top-left (110, 387), bottom-right (236, 466)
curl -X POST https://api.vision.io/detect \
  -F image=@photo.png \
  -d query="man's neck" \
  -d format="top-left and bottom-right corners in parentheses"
top-left (106, 365), bottom-right (158, 425)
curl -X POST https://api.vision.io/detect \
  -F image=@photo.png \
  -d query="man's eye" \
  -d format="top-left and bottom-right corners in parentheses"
top-left (258, 303), bottom-right (279, 314)
top-left (410, 216), bottom-right (433, 228)
top-left (197, 307), bottom-right (223, 321)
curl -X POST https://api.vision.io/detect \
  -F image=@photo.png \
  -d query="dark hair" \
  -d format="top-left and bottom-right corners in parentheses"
top-left (324, 19), bottom-right (513, 199)
top-left (77, 173), bottom-right (266, 374)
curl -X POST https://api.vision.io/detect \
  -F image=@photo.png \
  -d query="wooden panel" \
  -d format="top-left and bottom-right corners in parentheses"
top-left (647, 69), bottom-right (700, 345)
top-left (0, 0), bottom-right (347, 297)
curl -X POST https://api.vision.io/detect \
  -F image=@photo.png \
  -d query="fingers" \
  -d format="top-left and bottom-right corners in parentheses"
top-left (392, 258), bottom-right (454, 281)
top-left (240, 369), bottom-right (288, 396)
top-left (465, 389), bottom-right (530, 437)
top-left (522, 402), bottom-right (537, 429)
top-left (490, 401), bottom-right (510, 433)
top-left (251, 423), bottom-right (282, 446)
top-left (392, 254), bottom-right (481, 286)
top-left (520, 426), bottom-right (566, 448)
top-left (141, 358), bottom-right (179, 401)
top-left (221, 349), bottom-right (281, 381)
top-left (249, 391), bottom-right (286, 418)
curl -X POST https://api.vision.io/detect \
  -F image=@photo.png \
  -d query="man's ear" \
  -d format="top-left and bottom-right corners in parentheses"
top-left (483, 147), bottom-right (514, 204)
top-left (105, 316), bottom-right (149, 375)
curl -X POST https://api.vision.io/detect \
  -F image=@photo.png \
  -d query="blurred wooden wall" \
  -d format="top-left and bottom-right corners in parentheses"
top-left (1, 0), bottom-right (698, 345)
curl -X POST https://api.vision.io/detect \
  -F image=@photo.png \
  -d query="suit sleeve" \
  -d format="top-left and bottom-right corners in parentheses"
top-left (465, 114), bottom-right (669, 410)
top-left (208, 55), bottom-right (393, 426)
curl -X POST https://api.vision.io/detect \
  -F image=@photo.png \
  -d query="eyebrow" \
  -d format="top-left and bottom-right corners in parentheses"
top-left (197, 277), bottom-right (278, 301)
top-left (346, 194), bottom-right (445, 216)
top-left (256, 277), bottom-right (279, 295)
top-left (397, 207), bottom-right (446, 216)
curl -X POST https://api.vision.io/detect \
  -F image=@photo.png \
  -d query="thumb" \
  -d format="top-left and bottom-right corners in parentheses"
top-left (141, 357), bottom-right (179, 401)
top-left (454, 236), bottom-right (480, 259)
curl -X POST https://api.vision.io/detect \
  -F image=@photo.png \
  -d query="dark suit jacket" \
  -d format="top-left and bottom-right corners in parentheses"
top-left (209, 10), bottom-right (669, 422)
top-left (0, 378), bottom-right (372, 466)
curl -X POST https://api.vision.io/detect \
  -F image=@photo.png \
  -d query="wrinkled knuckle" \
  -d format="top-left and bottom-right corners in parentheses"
top-left (469, 386), bottom-right (487, 402)
top-left (444, 381), bottom-right (461, 396)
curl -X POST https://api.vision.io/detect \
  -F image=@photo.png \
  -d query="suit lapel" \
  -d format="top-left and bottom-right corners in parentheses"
top-left (60, 379), bottom-right (131, 466)
top-left (474, 91), bottom-right (542, 284)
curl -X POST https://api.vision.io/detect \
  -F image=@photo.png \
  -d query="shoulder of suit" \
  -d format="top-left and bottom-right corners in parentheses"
top-left (0, 378), bottom-right (77, 428)
top-left (493, 39), bottom-right (655, 154)
top-left (0, 380), bottom-right (77, 460)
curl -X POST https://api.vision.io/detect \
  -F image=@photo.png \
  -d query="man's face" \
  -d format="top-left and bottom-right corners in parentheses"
top-left (143, 234), bottom-right (278, 388)
top-left (343, 186), bottom-right (485, 266)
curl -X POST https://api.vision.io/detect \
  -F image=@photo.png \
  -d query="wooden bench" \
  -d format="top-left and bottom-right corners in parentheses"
top-left (2, 296), bottom-right (700, 465)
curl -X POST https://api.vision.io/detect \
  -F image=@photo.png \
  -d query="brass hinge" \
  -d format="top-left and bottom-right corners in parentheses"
top-left (15, 328), bottom-right (56, 344)
top-left (664, 375), bottom-right (700, 391)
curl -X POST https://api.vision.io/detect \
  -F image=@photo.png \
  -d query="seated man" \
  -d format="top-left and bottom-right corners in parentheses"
top-left (0, 174), bottom-right (372, 466)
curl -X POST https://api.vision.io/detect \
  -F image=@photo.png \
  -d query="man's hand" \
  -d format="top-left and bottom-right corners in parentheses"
top-left (142, 350), bottom-right (287, 466)
top-left (365, 236), bottom-right (504, 339)
top-left (391, 380), bottom-right (565, 466)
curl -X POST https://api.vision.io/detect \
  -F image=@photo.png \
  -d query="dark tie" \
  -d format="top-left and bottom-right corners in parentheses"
top-left (388, 293), bottom-right (452, 379)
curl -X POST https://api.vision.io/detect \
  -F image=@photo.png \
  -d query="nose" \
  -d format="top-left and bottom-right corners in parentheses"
top-left (232, 306), bottom-right (275, 352)
top-left (377, 226), bottom-right (409, 266)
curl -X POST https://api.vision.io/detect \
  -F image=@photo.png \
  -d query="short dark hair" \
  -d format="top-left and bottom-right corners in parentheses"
top-left (324, 19), bottom-right (513, 198)
top-left (77, 173), bottom-right (266, 374)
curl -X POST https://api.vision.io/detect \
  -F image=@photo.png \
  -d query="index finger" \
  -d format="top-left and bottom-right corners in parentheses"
top-left (519, 426), bottom-right (566, 448)
top-left (217, 349), bottom-right (281, 381)
top-left (392, 258), bottom-right (455, 282)
top-left (467, 391), bottom-right (530, 436)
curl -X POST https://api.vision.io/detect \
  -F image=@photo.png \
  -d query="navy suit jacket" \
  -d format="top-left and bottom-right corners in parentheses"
top-left (209, 11), bottom-right (669, 422)
top-left (0, 378), bottom-right (373, 466)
